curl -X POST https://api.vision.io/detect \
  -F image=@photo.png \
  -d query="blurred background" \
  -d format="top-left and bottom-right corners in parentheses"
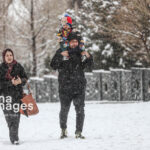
top-left (0, 0), bottom-right (150, 77)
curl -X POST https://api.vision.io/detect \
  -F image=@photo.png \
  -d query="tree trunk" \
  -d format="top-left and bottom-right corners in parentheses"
top-left (74, 0), bottom-right (78, 15)
top-left (30, 0), bottom-right (37, 76)
top-left (2, 1), bottom-right (7, 49)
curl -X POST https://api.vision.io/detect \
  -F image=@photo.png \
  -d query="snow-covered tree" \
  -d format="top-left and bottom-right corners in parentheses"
top-left (108, 0), bottom-right (150, 67)
top-left (0, 0), bottom-right (69, 76)
top-left (66, 0), bottom-right (139, 70)
top-left (68, 0), bottom-right (83, 9)
top-left (0, 0), bottom-right (13, 51)
top-left (6, 0), bottom-right (53, 76)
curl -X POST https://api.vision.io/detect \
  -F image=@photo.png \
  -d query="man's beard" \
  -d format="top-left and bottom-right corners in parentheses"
top-left (68, 46), bottom-right (81, 55)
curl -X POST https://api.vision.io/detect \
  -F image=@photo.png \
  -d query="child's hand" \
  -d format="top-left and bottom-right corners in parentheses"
top-left (57, 37), bottom-right (62, 42)
top-left (61, 51), bottom-right (69, 57)
top-left (81, 51), bottom-right (90, 58)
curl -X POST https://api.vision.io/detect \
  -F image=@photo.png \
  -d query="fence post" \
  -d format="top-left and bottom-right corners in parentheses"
top-left (110, 69), bottom-right (122, 101)
top-left (143, 68), bottom-right (150, 101)
top-left (101, 71), bottom-right (111, 101)
top-left (131, 68), bottom-right (144, 101)
top-left (121, 70), bottom-right (132, 101)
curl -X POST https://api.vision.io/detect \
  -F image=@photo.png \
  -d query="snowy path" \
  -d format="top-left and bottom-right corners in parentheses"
top-left (0, 101), bottom-right (150, 150)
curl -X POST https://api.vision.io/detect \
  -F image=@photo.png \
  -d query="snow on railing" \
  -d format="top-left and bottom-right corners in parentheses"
top-left (27, 68), bottom-right (150, 102)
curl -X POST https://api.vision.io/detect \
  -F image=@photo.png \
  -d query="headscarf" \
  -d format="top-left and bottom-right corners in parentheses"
top-left (2, 49), bottom-right (17, 80)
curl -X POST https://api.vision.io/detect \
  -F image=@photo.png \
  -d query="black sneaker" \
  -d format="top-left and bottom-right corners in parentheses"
top-left (60, 129), bottom-right (67, 139)
top-left (12, 141), bottom-right (19, 145)
top-left (75, 131), bottom-right (85, 139)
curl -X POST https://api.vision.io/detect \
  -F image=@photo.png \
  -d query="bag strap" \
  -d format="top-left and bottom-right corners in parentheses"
top-left (26, 80), bottom-right (32, 94)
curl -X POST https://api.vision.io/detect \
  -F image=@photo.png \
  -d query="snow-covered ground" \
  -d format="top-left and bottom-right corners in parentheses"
top-left (0, 101), bottom-right (150, 150)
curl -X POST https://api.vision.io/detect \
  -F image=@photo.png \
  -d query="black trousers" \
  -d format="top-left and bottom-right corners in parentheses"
top-left (3, 110), bottom-right (20, 143)
top-left (59, 92), bottom-right (85, 133)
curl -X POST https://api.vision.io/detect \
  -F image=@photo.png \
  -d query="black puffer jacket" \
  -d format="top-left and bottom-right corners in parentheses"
top-left (0, 62), bottom-right (28, 103)
top-left (50, 47), bottom-right (94, 95)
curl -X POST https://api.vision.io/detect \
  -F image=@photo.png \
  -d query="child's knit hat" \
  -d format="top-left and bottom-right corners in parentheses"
top-left (61, 14), bottom-right (72, 27)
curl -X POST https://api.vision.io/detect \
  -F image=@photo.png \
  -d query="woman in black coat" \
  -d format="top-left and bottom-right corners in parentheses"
top-left (0, 49), bottom-right (28, 145)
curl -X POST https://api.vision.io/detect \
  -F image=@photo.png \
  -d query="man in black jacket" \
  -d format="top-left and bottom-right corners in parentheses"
top-left (50, 32), bottom-right (93, 139)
